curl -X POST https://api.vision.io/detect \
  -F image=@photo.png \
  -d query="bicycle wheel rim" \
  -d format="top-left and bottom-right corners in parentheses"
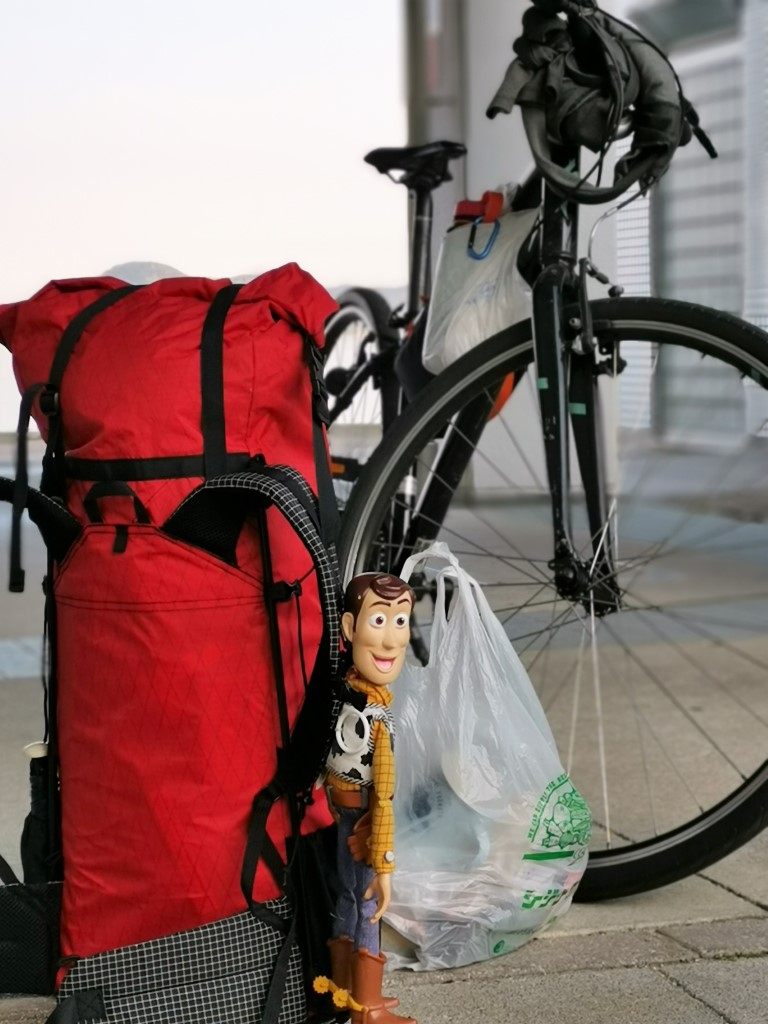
top-left (339, 297), bottom-right (768, 899)
top-left (325, 291), bottom-right (390, 510)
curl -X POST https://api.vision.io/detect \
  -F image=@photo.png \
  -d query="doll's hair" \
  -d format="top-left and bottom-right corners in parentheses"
top-left (343, 573), bottom-right (415, 627)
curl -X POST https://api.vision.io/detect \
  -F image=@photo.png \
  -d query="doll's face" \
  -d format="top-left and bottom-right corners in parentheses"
top-left (341, 587), bottom-right (412, 688)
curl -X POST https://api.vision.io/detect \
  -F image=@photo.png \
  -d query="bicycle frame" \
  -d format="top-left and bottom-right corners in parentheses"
top-left (328, 185), bottom-right (435, 438)
top-left (382, 155), bottom-right (622, 617)
top-left (333, 145), bottom-right (622, 618)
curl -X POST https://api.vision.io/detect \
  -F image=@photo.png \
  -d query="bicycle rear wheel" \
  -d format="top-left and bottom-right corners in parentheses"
top-left (338, 296), bottom-right (768, 900)
top-left (324, 288), bottom-right (395, 508)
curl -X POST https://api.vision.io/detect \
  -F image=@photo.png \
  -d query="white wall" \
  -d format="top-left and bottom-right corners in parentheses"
top-left (462, 0), bottom-right (533, 196)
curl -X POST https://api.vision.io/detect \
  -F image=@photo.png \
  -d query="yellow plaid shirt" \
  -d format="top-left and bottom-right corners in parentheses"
top-left (326, 674), bottom-right (396, 874)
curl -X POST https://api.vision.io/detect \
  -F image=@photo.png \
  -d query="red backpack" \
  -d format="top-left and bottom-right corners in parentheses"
top-left (0, 265), bottom-right (343, 1024)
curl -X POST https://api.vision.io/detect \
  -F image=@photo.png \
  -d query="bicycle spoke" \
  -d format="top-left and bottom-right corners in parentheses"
top-left (610, 641), bottom-right (705, 822)
top-left (492, 370), bottom-right (549, 492)
top-left (513, 602), bottom-right (589, 655)
top-left (379, 488), bottom-right (552, 587)
top-left (588, 599), bottom-right (612, 846)
top-left (598, 615), bottom-right (745, 778)
top-left (566, 626), bottom-right (587, 774)
top-left (447, 408), bottom-right (545, 496)
top-left (632, 607), bottom-right (768, 730)
top-left (618, 582), bottom-right (768, 674)
top-left (622, 643), bottom-right (661, 839)
top-left (588, 497), bottom-right (618, 575)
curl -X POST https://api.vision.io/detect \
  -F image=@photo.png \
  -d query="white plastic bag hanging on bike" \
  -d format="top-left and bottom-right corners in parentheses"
top-left (386, 542), bottom-right (591, 970)
top-left (422, 188), bottom-right (539, 374)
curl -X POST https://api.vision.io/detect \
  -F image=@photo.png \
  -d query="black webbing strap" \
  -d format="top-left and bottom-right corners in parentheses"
top-left (307, 340), bottom-right (341, 547)
top-left (46, 287), bottom-right (141, 393)
top-left (250, 496), bottom-right (300, 910)
top-left (10, 383), bottom-right (46, 591)
top-left (43, 551), bottom-right (63, 882)
top-left (64, 451), bottom-right (251, 482)
top-left (255, 497), bottom-right (294, 758)
top-left (1, 477), bottom-right (82, 570)
top-left (41, 285), bottom-right (140, 499)
top-left (82, 481), bottom-right (151, 524)
top-left (262, 913), bottom-right (299, 1024)
top-left (238, 494), bottom-right (297, 910)
top-left (241, 777), bottom-right (302, 1024)
top-left (240, 782), bottom-right (292, 925)
top-left (200, 284), bottom-right (243, 479)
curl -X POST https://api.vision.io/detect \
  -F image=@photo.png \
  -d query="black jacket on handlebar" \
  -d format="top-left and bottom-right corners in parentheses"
top-left (487, 2), bottom-right (716, 204)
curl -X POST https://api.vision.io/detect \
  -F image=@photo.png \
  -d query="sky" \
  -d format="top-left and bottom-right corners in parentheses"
top-left (0, 0), bottom-right (407, 431)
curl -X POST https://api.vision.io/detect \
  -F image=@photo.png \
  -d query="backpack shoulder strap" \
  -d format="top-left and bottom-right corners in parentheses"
top-left (167, 466), bottom-right (343, 1024)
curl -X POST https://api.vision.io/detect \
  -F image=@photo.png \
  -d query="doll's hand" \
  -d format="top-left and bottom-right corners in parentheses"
top-left (365, 872), bottom-right (392, 924)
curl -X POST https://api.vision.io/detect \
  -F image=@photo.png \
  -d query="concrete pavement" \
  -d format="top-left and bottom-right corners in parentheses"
top-left (1, 826), bottom-right (766, 1023)
top-left (2, 641), bottom-right (767, 1024)
top-left (1, 435), bottom-right (767, 1023)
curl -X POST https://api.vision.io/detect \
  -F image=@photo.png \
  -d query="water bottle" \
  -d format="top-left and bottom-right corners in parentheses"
top-left (20, 741), bottom-right (51, 884)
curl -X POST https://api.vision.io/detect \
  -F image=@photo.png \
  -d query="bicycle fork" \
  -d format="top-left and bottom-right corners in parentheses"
top-left (531, 208), bottom-right (622, 616)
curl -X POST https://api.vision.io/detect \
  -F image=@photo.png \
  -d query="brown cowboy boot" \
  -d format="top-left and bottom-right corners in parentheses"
top-left (350, 948), bottom-right (414, 1024)
top-left (328, 936), bottom-right (354, 990)
top-left (329, 938), bottom-right (398, 1008)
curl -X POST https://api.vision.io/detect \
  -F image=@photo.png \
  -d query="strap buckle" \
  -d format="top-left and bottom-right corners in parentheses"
top-left (38, 387), bottom-right (60, 417)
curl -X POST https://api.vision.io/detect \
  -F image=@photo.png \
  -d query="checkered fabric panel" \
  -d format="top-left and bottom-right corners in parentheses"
top-left (58, 904), bottom-right (306, 1024)
top-left (105, 959), bottom-right (305, 1024)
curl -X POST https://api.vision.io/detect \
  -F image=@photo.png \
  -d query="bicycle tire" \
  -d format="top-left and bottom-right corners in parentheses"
top-left (324, 288), bottom-right (396, 507)
top-left (338, 296), bottom-right (768, 901)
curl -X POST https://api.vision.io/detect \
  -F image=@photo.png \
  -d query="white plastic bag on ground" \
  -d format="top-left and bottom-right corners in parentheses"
top-left (386, 543), bottom-right (591, 970)
top-left (422, 189), bottom-right (539, 374)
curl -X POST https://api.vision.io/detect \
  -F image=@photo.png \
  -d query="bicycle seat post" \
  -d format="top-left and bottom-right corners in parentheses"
top-left (363, 142), bottom-right (466, 328)
top-left (405, 185), bottom-right (434, 326)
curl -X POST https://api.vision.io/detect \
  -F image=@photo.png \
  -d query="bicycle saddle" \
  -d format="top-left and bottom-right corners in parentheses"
top-left (365, 141), bottom-right (467, 190)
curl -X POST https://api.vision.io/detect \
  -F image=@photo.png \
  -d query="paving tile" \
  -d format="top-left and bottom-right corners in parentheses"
top-left (387, 928), bottom-right (698, 986)
top-left (385, 965), bottom-right (727, 1024)
top-left (480, 927), bottom-right (698, 975)
top-left (662, 957), bottom-right (768, 1024)
top-left (547, 872), bottom-right (763, 935)
top-left (701, 829), bottom-right (768, 910)
top-left (0, 638), bottom-right (41, 680)
top-left (662, 917), bottom-right (768, 957)
top-left (0, 998), bottom-right (54, 1024)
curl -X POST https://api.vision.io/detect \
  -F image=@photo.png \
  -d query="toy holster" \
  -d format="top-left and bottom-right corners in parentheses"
top-left (326, 784), bottom-right (376, 863)
top-left (347, 810), bottom-right (373, 863)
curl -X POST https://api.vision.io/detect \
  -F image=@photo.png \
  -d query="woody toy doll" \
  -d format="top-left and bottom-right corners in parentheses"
top-left (314, 573), bottom-right (416, 1024)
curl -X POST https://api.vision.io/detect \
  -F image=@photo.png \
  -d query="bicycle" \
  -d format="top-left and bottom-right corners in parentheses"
top-left (328, 15), bottom-right (768, 900)
top-left (323, 140), bottom-right (469, 509)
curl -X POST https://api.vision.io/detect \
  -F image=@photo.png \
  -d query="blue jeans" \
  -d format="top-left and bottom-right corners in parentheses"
top-left (333, 807), bottom-right (380, 954)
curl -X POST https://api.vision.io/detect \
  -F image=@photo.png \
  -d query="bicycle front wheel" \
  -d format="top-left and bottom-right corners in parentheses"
top-left (338, 296), bottom-right (768, 900)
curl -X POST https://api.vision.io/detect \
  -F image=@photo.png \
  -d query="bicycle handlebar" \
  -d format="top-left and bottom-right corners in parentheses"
top-left (531, 0), bottom-right (597, 15)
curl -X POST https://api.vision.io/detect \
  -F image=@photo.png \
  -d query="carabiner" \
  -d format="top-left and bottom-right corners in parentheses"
top-left (467, 216), bottom-right (500, 260)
